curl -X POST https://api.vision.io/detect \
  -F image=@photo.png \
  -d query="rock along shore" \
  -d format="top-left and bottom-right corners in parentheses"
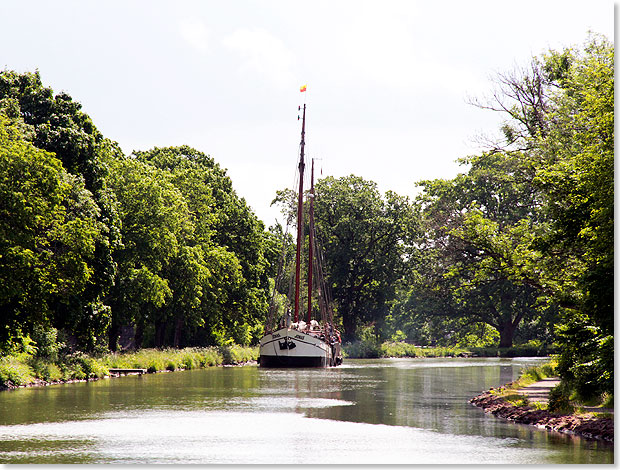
top-left (470, 391), bottom-right (613, 443)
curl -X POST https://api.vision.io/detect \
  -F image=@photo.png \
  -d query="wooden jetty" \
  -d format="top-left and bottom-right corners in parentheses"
top-left (108, 368), bottom-right (147, 376)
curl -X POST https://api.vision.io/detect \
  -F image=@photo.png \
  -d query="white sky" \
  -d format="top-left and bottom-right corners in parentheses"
top-left (0, 1), bottom-right (614, 226)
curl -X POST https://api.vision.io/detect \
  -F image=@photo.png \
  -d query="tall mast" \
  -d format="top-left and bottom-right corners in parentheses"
top-left (294, 104), bottom-right (306, 324)
top-left (307, 158), bottom-right (315, 325)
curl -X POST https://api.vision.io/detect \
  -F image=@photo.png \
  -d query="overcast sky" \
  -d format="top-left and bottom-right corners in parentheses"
top-left (1, 1), bottom-right (614, 225)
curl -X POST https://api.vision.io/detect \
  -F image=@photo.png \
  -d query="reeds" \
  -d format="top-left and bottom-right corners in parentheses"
top-left (0, 345), bottom-right (259, 389)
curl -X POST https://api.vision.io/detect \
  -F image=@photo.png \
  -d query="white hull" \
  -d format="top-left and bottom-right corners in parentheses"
top-left (259, 327), bottom-right (337, 367)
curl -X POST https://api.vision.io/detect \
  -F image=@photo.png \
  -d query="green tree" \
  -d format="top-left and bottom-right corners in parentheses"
top-left (0, 70), bottom-right (121, 350)
top-left (412, 149), bottom-right (554, 348)
top-left (414, 34), bottom-right (612, 396)
top-left (134, 146), bottom-right (272, 346)
top-left (106, 157), bottom-right (192, 350)
top-left (312, 175), bottom-right (418, 340)
top-left (471, 34), bottom-right (613, 394)
top-left (0, 114), bottom-right (104, 349)
top-left (534, 35), bottom-right (614, 397)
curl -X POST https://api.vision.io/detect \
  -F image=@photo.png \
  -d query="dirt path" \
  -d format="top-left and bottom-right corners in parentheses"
top-left (515, 377), bottom-right (561, 404)
top-left (516, 377), bottom-right (613, 414)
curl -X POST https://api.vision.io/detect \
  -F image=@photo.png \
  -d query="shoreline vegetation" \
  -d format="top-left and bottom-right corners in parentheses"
top-left (344, 340), bottom-right (555, 359)
top-left (0, 345), bottom-right (259, 391)
top-left (470, 362), bottom-right (613, 443)
top-left (2, 344), bottom-right (614, 444)
top-left (1, 341), bottom-right (554, 392)
top-left (0, 35), bottom-right (613, 421)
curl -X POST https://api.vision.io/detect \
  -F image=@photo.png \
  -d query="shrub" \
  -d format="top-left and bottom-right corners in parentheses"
top-left (28, 358), bottom-right (64, 382)
top-left (182, 354), bottom-right (196, 370)
top-left (380, 341), bottom-right (417, 357)
top-left (548, 383), bottom-right (575, 414)
top-left (601, 392), bottom-right (613, 409)
top-left (62, 362), bottom-right (86, 380)
top-left (343, 340), bottom-right (381, 358)
top-left (30, 325), bottom-right (63, 361)
top-left (146, 359), bottom-right (164, 373)
top-left (66, 352), bottom-right (109, 379)
top-left (0, 358), bottom-right (34, 387)
top-left (44, 363), bottom-right (63, 382)
top-left (197, 348), bottom-right (223, 367)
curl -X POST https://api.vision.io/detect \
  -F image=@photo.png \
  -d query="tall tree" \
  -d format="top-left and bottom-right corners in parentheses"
top-left (534, 35), bottom-right (614, 397)
top-left (0, 114), bottom-right (104, 349)
top-left (413, 150), bottom-right (553, 348)
top-left (105, 157), bottom-right (191, 350)
top-left (134, 146), bottom-right (272, 345)
top-left (312, 175), bottom-right (417, 340)
top-left (0, 70), bottom-right (121, 350)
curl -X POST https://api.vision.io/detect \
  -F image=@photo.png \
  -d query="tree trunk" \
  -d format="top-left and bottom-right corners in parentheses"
top-left (134, 322), bottom-right (144, 350)
top-left (155, 321), bottom-right (167, 347)
top-left (498, 322), bottom-right (516, 348)
top-left (173, 316), bottom-right (183, 348)
top-left (342, 311), bottom-right (356, 342)
top-left (108, 320), bottom-right (120, 352)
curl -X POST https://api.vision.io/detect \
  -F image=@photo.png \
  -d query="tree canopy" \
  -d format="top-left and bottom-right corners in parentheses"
top-left (0, 34), bottom-right (612, 402)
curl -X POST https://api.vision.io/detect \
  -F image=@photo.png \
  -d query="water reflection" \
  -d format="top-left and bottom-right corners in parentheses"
top-left (0, 358), bottom-right (613, 464)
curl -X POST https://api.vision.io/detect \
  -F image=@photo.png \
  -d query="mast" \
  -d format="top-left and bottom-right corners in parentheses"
top-left (294, 104), bottom-right (306, 324)
top-left (307, 158), bottom-right (315, 325)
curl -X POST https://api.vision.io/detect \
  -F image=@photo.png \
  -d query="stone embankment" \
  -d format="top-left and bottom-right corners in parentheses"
top-left (470, 381), bottom-right (613, 443)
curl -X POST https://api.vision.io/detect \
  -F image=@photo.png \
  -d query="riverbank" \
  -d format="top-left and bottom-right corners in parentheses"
top-left (470, 390), bottom-right (613, 442)
top-left (0, 345), bottom-right (258, 392)
top-left (469, 362), bottom-right (613, 443)
top-left (344, 340), bottom-right (555, 359)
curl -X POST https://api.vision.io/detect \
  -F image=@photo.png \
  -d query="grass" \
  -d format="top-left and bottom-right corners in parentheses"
top-left (0, 357), bottom-right (35, 387)
top-left (0, 344), bottom-right (259, 390)
top-left (344, 340), bottom-right (472, 358)
top-left (343, 340), bottom-right (557, 359)
top-left (100, 345), bottom-right (259, 372)
top-left (490, 361), bottom-right (557, 395)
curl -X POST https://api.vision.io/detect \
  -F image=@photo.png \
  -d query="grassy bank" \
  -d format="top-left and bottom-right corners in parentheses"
top-left (487, 360), bottom-right (613, 416)
top-left (489, 361), bottom-right (558, 409)
top-left (0, 345), bottom-right (259, 390)
top-left (343, 340), bottom-right (555, 359)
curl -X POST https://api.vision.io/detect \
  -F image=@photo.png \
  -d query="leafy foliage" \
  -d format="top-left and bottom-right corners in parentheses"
top-left (0, 35), bottom-right (612, 404)
top-left (313, 175), bottom-right (418, 340)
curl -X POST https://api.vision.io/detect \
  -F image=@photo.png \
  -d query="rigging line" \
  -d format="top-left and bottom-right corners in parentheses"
top-left (267, 220), bottom-right (294, 331)
top-left (314, 234), bottom-right (335, 326)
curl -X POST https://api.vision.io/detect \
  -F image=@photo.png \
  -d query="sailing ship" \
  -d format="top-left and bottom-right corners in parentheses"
top-left (259, 103), bottom-right (343, 368)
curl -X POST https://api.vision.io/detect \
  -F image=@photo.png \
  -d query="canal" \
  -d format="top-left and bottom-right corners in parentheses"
top-left (0, 357), bottom-right (613, 464)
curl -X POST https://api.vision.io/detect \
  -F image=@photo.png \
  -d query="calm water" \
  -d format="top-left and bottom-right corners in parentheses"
top-left (0, 357), bottom-right (613, 464)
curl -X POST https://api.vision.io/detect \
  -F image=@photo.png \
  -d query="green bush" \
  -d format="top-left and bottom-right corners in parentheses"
top-left (548, 383), bottom-right (574, 414)
top-left (343, 340), bottom-right (381, 358)
top-left (146, 359), bottom-right (164, 373)
top-left (182, 354), bottom-right (197, 370)
top-left (219, 345), bottom-right (258, 364)
top-left (66, 353), bottom-right (109, 379)
top-left (517, 361), bottom-right (557, 385)
top-left (197, 348), bottom-right (223, 367)
top-left (44, 363), bottom-right (63, 382)
top-left (380, 341), bottom-right (417, 357)
top-left (62, 362), bottom-right (86, 380)
top-left (30, 326), bottom-right (63, 361)
top-left (0, 358), bottom-right (34, 387)
top-left (28, 358), bottom-right (64, 382)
